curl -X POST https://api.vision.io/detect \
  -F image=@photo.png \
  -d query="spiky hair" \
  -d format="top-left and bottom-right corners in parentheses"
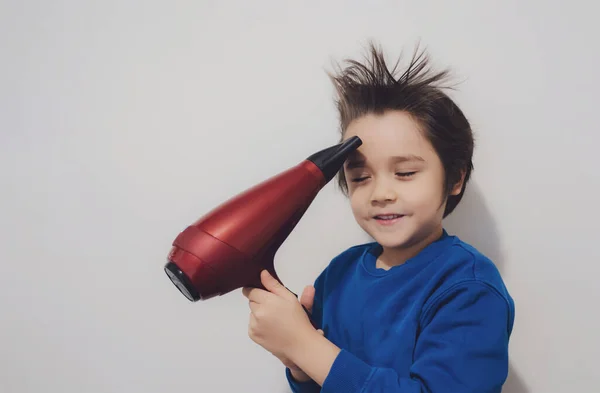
top-left (328, 41), bottom-right (474, 217)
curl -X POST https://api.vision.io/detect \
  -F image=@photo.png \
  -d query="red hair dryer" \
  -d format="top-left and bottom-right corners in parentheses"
top-left (164, 136), bottom-right (362, 302)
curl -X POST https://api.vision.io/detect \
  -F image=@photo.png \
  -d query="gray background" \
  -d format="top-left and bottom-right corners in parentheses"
top-left (2, 1), bottom-right (598, 392)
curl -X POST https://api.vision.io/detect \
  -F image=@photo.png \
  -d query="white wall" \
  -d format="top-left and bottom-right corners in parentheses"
top-left (2, 1), bottom-right (598, 392)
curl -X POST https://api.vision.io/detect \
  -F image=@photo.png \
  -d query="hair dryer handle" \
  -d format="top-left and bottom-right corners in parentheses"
top-left (284, 286), bottom-right (318, 329)
top-left (256, 257), bottom-right (319, 330)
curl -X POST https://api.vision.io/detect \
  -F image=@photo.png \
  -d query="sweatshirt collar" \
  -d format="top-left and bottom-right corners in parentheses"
top-left (362, 229), bottom-right (455, 276)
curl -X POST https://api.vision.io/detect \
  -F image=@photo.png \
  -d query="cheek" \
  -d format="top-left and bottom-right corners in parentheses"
top-left (404, 175), bottom-right (445, 211)
top-left (349, 191), bottom-right (362, 212)
top-left (348, 188), bottom-right (371, 217)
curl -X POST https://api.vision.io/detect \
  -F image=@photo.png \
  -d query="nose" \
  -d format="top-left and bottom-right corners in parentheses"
top-left (370, 177), bottom-right (397, 204)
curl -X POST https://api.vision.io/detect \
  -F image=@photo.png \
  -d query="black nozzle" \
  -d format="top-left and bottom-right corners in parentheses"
top-left (306, 136), bottom-right (362, 183)
top-left (164, 261), bottom-right (200, 302)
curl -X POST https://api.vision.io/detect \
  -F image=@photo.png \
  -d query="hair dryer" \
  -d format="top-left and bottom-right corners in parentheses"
top-left (164, 136), bottom-right (362, 302)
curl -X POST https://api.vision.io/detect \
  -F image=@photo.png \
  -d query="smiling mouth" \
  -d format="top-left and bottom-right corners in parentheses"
top-left (373, 214), bottom-right (404, 225)
top-left (374, 214), bottom-right (403, 219)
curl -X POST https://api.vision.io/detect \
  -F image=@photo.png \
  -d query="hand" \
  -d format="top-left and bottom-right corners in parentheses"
top-left (280, 285), bottom-right (324, 382)
top-left (242, 270), bottom-right (319, 369)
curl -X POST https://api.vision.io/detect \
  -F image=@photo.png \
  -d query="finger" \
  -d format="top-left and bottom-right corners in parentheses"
top-left (299, 285), bottom-right (316, 313)
top-left (260, 270), bottom-right (293, 299)
top-left (242, 286), bottom-right (270, 304)
top-left (248, 313), bottom-right (258, 339)
top-left (248, 299), bottom-right (260, 314)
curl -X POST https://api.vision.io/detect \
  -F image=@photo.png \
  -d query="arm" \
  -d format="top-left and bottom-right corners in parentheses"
top-left (285, 367), bottom-right (322, 393)
top-left (287, 280), bottom-right (514, 393)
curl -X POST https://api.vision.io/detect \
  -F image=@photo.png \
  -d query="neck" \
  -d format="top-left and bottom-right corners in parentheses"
top-left (377, 225), bottom-right (444, 270)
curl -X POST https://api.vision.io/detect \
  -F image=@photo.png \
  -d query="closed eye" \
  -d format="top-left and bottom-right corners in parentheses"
top-left (396, 172), bottom-right (416, 178)
top-left (351, 176), bottom-right (369, 183)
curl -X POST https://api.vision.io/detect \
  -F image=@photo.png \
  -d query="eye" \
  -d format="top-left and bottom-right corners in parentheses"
top-left (351, 176), bottom-right (369, 183)
top-left (396, 171), bottom-right (416, 178)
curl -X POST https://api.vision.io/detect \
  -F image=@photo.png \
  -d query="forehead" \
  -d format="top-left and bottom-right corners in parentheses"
top-left (343, 111), bottom-right (435, 163)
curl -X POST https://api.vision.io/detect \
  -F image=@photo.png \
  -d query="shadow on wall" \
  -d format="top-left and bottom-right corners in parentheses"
top-left (504, 363), bottom-right (529, 393)
top-left (443, 181), bottom-right (505, 273)
top-left (443, 181), bottom-right (529, 393)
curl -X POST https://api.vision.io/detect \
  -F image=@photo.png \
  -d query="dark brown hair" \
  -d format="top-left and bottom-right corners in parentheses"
top-left (328, 41), bottom-right (474, 217)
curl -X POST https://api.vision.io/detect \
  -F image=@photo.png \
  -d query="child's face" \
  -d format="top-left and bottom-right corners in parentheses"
top-left (342, 110), bottom-right (461, 250)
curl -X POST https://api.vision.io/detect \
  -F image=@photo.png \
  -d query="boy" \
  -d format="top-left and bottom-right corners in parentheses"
top-left (242, 41), bottom-right (515, 393)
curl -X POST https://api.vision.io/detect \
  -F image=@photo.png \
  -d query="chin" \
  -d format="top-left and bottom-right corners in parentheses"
top-left (361, 219), bottom-right (433, 250)
top-left (372, 233), bottom-right (414, 249)
top-left (361, 224), bottom-right (412, 248)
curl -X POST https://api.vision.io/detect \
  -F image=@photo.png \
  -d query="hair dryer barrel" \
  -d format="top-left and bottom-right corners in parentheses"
top-left (164, 136), bottom-right (362, 302)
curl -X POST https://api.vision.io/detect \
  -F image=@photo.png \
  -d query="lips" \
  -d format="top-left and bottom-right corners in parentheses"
top-left (373, 213), bottom-right (404, 226)
top-left (374, 214), bottom-right (403, 220)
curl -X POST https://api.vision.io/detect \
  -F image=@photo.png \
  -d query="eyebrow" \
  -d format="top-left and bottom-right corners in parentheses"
top-left (345, 154), bottom-right (425, 169)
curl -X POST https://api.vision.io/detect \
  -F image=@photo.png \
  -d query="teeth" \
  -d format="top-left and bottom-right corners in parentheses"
top-left (377, 215), bottom-right (399, 220)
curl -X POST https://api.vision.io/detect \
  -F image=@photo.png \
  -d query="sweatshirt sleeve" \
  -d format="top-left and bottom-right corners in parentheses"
top-left (320, 280), bottom-right (514, 393)
top-left (285, 368), bottom-right (322, 393)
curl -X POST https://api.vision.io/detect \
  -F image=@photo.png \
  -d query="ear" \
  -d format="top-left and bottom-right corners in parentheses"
top-left (449, 170), bottom-right (466, 196)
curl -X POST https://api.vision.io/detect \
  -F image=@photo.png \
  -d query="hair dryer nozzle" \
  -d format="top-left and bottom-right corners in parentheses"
top-left (164, 261), bottom-right (200, 301)
top-left (306, 136), bottom-right (362, 183)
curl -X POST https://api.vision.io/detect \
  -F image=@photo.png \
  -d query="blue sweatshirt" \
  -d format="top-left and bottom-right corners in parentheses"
top-left (286, 229), bottom-right (515, 393)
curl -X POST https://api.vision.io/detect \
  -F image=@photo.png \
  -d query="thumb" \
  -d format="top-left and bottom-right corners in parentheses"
top-left (260, 270), bottom-right (292, 298)
top-left (299, 285), bottom-right (316, 313)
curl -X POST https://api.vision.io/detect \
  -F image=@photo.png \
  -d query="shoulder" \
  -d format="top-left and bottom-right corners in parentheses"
top-left (313, 241), bottom-right (375, 288)
top-left (445, 237), bottom-right (511, 298)
top-left (422, 236), bottom-right (515, 330)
